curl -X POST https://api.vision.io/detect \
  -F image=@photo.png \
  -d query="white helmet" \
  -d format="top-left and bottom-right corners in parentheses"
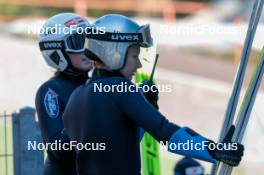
top-left (39, 13), bottom-right (90, 72)
top-left (87, 14), bottom-right (153, 70)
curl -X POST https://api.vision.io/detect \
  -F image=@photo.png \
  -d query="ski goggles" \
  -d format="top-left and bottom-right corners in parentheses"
top-left (39, 32), bottom-right (87, 53)
top-left (137, 24), bottom-right (153, 47)
top-left (87, 24), bottom-right (153, 47)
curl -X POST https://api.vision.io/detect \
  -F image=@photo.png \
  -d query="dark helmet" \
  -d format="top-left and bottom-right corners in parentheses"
top-left (174, 157), bottom-right (204, 175)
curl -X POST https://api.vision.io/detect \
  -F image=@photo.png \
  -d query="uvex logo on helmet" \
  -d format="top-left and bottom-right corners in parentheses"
top-left (111, 34), bottom-right (140, 41)
top-left (43, 42), bottom-right (62, 49)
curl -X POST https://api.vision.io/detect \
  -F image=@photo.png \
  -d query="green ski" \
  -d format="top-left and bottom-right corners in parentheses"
top-left (136, 52), bottom-right (161, 175)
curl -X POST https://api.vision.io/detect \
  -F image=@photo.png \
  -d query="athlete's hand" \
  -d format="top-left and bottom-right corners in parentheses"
top-left (208, 125), bottom-right (244, 166)
top-left (140, 80), bottom-right (159, 109)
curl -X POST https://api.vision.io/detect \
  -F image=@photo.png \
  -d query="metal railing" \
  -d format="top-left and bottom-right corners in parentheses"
top-left (0, 107), bottom-right (44, 175)
top-left (0, 0), bottom-right (209, 20)
top-left (0, 112), bottom-right (13, 175)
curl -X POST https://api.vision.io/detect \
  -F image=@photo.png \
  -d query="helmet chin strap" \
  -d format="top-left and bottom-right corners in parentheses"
top-left (61, 49), bottom-right (89, 81)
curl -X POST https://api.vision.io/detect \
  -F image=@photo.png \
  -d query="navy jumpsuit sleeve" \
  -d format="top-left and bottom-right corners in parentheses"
top-left (35, 82), bottom-right (75, 161)
top-left (108, 77), bottom-right (180, 142)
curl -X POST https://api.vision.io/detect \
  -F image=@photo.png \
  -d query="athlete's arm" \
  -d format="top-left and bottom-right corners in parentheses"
top-left (109, 78), bottom-right (243, 166)
top-left (35, 83), bottom-right (75, 160)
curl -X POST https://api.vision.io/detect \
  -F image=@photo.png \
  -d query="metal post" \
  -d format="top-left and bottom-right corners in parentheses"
top-left (12, 107), bottom-right (44, 175)
top-left (4, 111), bottom-right (8, 175)
top-left (212, 0), bottom-right (264, 174)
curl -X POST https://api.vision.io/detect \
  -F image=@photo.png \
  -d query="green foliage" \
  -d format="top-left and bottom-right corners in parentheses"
top-left (0, 4), bottom-right (73, 17)
top-left (0, 4), bottom-right (137, 18)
